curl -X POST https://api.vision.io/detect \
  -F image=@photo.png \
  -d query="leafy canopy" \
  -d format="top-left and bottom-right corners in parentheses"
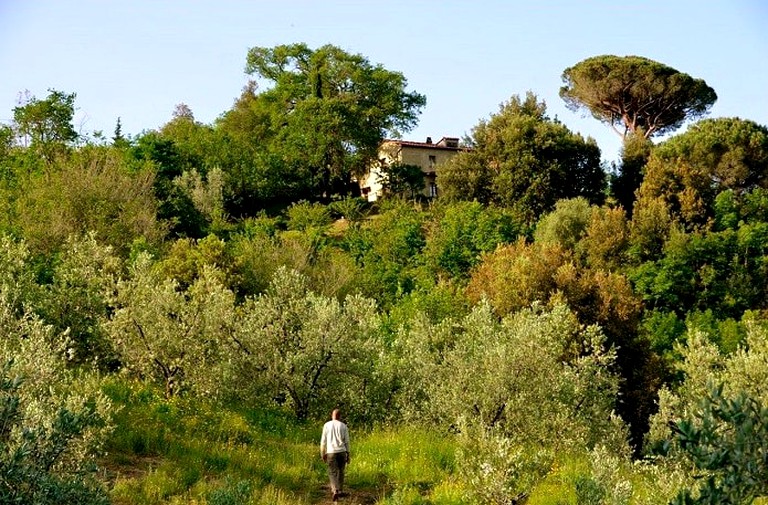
top-left (560, 55), bottom-right (717, 139)
top-left (439, 92), bottom-right (604, 223)
top-left (12, 89), bottom-right (78, 162)
top-left (637, 117), bottom-right (768, 228)
top-left (219, 43), bottom-right (426, 203)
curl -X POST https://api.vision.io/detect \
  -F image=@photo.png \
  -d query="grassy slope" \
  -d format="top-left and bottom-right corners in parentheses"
top-left (109, 377), bottom-right (768, 505)
top-left (100, 378), bottom-right (467, 505)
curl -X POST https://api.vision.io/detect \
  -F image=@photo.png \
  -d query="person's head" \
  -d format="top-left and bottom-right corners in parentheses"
top-left (331, 409), bottom-right (341, 420)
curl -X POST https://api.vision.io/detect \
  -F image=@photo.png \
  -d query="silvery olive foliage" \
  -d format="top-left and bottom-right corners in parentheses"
top-left (0, 291), bottom-right (112, 503)
top-left (394, 301), bottom-right (626, 503)
top-left (575, 446), bottom-right (633, 505)
top-left (647, 322), bottom-right (768, 503)
top-left (106, 257), bottom-right (384, 420)
top-left (0, 235), bottom-right (37, 316)
top-left (232, 266), bottom-right (382, 421)
top-left (400, 301), bottom-right (621, 448)
top-left (456, 423), bottom-right (554, 505)
top-left (106, 253), bottom-right (236, 398)
top-left (174, 166), bottom-right (227, 230)
top-left (35, 233), bottom-right (122, 366)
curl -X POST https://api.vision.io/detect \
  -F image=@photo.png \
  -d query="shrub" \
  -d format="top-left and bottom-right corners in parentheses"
top-left (0, 293), bottom-right (113, 504)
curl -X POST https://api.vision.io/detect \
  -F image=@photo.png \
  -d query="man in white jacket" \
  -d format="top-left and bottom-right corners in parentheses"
top-left (320, 409), bottom-right (350, 501)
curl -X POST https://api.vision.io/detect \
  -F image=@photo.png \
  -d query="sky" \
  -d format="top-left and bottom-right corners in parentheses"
top-left (1, 0), bottom-right (767, 163)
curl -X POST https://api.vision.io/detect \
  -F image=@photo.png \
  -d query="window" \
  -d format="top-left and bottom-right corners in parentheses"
top-left (428, 155), bottom-right (436, 169)
top-left (429, 182), bottom-right (438, 198)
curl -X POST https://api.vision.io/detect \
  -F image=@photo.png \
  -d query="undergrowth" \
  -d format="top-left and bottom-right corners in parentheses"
top-left (100, 377), bottom-right (668, 504)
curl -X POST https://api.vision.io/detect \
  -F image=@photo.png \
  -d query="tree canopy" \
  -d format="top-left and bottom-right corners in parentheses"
top-left (636, 117), bottom-right (768, 228)
top-left (218, 43), bottom-right (426, 208)
top-left (12, 89), bottom-right (78, 162)
top-left (560, 55), bottom-right (717, 139)
top-left (438, 93), bottom-right (605, 223)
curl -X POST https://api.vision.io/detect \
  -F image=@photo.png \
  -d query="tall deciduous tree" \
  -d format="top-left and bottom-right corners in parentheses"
top-left (13, 89), bottom-right (78, 162)
top-left (220, 43), bottom-right (426, 205)
top-left (439, 93), bottom-right (605, 223)
top-left (560, 55), bottom-right (717, 140)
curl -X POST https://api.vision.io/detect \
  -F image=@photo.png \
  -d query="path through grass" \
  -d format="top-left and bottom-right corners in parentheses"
top-left (101, 379), bottom-right (464, 505)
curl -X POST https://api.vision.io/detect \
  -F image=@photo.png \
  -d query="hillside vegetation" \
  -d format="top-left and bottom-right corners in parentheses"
top-left (3, 48), bottom-right (768, 504)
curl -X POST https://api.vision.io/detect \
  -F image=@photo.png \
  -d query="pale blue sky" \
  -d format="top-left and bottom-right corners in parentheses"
top-left (1, 0), bottom-right (766, 162)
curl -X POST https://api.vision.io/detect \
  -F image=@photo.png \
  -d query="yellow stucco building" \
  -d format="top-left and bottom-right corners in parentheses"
top-left (359, 136), bottom-right (463, 201)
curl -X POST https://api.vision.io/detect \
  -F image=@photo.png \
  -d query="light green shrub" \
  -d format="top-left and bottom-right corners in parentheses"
top-left (0, 293), bottom-right (113, 503)
top-left (106, 253), bottom-right (236, 398)
top-left (231, 266), bottom-right (383, 421)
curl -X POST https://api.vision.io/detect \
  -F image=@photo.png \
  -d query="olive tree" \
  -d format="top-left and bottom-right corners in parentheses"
top-left (648, 321), bottom-right (768, 503)
top-left (35, 233), bottom-right (122, 367)
top-left (395, 301), bottom-right (624, 503)
top-left (231, 267), bottom-right (383, 421)
top-left (0, 293), bottom-right (112, 504)
top-left (403, 302), bottom-right (620, 443)
top-left (106, 254), bottom-right (236, 398)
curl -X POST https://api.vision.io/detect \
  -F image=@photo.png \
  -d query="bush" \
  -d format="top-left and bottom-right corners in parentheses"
top-left (0, 293), bottom-right (113, 504)
top-left (0, 361), bottom-right (109, 505)
top-left (667, 382), bottom-right (768, 504)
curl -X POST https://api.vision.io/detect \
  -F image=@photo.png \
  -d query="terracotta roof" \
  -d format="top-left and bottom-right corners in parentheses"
top-left (382, 138), bottom-right (464, 150)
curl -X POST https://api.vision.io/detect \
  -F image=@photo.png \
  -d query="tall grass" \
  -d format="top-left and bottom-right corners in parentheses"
top-left (104, 378), bottom-right (685, 505)
top-left (97, 377), bottom-right (768, 504)
top-left (100, 378), bottom-right (466, 504)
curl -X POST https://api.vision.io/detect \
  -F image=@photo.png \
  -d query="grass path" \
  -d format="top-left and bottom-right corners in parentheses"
top-left (310, 483), bottom-right (380, 505)
top-left (101, 380), bottom-right (463, 504)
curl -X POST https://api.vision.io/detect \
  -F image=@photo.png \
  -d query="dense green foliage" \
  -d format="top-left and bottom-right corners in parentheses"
top-left (13, 89), bottom-right (79, 163)
top-left (439, 93), bottom-right (605, 223)
top-left (637, 117), bottom-right (768, 229)
top-left (218, 43), bottom-right (426, 211)
top-left (3, 48), bottom-right (768, 504)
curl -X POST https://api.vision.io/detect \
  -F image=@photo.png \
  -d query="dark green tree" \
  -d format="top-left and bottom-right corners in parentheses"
top-left (344, 200), bottom-right (426, 308)
top-left (560, 55), bottom-right (717, 140)
top-left (378, 162), bottom-right (425, 199)
top-left (160, 104), bottom-right (222, 173)
top-left (112, 116), bottom-right (128, 148)
top-left (666, 382), bottom-right (768, 505)
top-left (561, 56), bottom-right (716, 212)
top-left (0, 124), bottom-right (13, 161)
top-left (219, 43), bottom-right (426, 205)
top-left (636, 117), bottom-right (768, 229)
top-left (439, 92), bottom-right (605, 224)
top-left (130, 131), bottom-right (207, 238)
top-left (424, 201), bottom-right (521, 280)
top-left (612, 130), bottom-right (653, 213)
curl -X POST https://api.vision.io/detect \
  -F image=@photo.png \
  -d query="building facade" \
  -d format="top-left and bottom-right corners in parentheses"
top-left (359, 136), bottom-right (463, 201)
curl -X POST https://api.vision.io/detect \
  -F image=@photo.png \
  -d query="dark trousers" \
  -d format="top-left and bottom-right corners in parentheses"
top-left (327, 452), bottom-right (347, 494)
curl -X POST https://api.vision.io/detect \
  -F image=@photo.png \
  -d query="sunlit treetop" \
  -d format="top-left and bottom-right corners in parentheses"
top-left (560, 55), bottom-right (717, 140)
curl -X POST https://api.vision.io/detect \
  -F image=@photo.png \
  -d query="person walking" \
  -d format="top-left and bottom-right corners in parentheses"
top-left (320, 409), bottom-right (350, 501)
